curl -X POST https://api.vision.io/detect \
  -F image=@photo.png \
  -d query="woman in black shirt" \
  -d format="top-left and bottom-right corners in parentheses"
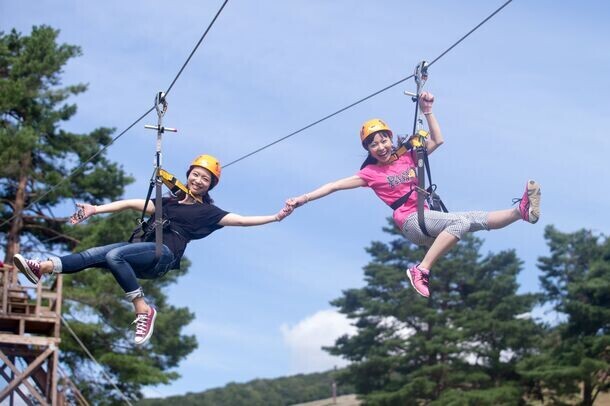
top-left (13, 154), bottom-right (292, 345)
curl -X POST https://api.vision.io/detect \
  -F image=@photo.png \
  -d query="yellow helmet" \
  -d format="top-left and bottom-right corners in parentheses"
top-left (190, 154), bottom-right (221, 188)
top-left (360, 118), bottom-right (393, 144)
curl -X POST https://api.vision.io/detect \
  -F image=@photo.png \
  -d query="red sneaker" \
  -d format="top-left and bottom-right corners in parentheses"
top-left (13, 254), bottom-right (42, 284)
top-left (133, 306), bottom-right (157, 345)
top-left (406, 265), bottom-right (430, 297)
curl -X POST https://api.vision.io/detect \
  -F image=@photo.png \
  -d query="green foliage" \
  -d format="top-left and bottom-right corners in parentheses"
top-left (0, 26), bottom-right (197, 404)
top-left (327, 219), bottom-right (541, 405)
top-left (0, 25), bottom-right (131, 252)
top-left (518, 226), bottom-right (610, 406)
top-left (137, 369), bottom-right (354, 406)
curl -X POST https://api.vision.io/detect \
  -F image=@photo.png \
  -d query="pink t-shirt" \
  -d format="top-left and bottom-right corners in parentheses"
top-left (357, 153), bottom-right (423, 228)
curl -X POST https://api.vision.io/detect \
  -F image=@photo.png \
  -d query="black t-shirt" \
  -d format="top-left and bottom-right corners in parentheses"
top-left (150, 197), bottom-right (229, 268)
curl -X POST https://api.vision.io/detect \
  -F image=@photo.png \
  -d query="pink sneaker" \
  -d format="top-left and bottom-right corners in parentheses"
top-left (406, 265), bottom-right (430, 297)
top-left (515, 180), bottom-right (541, 224)
top-left (133, 306), bottom-right (157, 346)
top-left (13, 254), bottom-right (42, 284)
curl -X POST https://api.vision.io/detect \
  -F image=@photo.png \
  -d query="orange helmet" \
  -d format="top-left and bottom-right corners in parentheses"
top-left (190, 154), bottom-right (221, 188)
top-left (360, 118), bottom-right (393, 144)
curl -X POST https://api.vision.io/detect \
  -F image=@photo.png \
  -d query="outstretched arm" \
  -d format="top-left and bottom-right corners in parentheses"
top-left (287, 175), bottom-right (366, 208)
top-left (419, 91), bottom-right (444, 155)
top-left (218, 205), bottom-right (293, 227)
top-left (70, 199), bottom-right (154, 224)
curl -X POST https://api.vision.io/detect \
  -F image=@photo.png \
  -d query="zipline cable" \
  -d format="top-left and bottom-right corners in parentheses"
top-left (224, 0), bottom-right (513, 168)
top-left (428, 0), bottom-right (512, 68)
top-left (0, 0), bottom-right (230, 231)
top-left (224, 75), bottom-right (415, 168)
top-left (61, 316), bottom-right (133, 405)
top-left (165, 0), bottom-right (230, 97)
top-left (0, 107), bottom-right (153, 231)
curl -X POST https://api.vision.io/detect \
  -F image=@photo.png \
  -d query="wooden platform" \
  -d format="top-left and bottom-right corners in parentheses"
top-left (0, 264), bottom-right (86, 405)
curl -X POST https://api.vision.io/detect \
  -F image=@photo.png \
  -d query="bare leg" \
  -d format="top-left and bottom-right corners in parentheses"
top-left (39, 260), bottom-right (54, 274)
top-left (420, 208), bottom-right (520, 270)
top-left (132, 297), bottom-right (150, 314)
top-left (420, 231), bottom-right (459, 270)
top-left (488, 208), bottom-right (520, 229)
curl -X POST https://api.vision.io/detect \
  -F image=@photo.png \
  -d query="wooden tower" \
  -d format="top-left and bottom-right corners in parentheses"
top-left (0, 263), bottom-right (87, 405)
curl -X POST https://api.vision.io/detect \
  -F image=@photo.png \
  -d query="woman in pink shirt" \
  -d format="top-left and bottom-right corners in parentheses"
top-left (286, 92), bottom-right (541, 298)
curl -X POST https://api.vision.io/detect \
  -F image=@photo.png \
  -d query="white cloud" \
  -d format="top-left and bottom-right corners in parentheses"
top-left (280, 309), bottom-right (356, 374)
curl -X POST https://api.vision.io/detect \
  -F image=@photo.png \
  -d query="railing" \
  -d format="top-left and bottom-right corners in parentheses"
top-left (0, 265), bottom-right (63, 339)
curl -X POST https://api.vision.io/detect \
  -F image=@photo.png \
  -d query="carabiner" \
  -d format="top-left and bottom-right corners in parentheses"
top-left (414, 60), bottom-right (429, 89)
top-left (154, 91), bottom-right (168, 118)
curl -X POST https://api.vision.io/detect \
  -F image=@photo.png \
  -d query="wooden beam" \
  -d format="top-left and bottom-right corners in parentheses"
top-left (0, 366), bottom-right (34, 405)
top-left (50, 346), bottom-right (58, 405)
top-left (1, 269), bottom-right (8, 314)
top-left (0, 334), bottom-right (60, 346)
top-left (0, 348), bottom-right (50, 405)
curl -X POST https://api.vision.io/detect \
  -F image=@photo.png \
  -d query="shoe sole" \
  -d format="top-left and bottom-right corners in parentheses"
top-left (135, 308), bottom-right (157, 346)
top-left (13, 254), bottom-right (40, 284)
top-left (527, 180), bottom-right (541, 224)
top-left (406, 269), bottom-right (429, 298)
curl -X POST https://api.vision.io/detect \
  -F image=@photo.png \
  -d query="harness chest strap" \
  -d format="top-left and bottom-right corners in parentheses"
top-left (387, 144), bottom-right (417, 211)
top-left (387, 147), bottom-right (429, 210)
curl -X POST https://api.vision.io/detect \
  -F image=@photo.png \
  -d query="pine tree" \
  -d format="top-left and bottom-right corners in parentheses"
top-left (327, 220), bottom-right (541, 405)
top-left (0, 26), bottom-right (129, 258)
top-left (0, 26), bottom-right (197, 403)
top-left (518, 226), bottom-right (610, 405)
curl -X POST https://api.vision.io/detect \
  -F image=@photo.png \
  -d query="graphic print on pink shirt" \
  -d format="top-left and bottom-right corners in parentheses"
top-left (356, 153), bottom-right (422, 228)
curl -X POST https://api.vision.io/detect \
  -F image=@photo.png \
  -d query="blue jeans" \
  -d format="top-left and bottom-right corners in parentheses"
top-left (55, 242), bottom-right (174, 294)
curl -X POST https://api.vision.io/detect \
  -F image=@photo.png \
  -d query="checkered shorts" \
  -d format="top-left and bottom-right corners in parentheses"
top-left (401, 210), bottom-right (489, 247)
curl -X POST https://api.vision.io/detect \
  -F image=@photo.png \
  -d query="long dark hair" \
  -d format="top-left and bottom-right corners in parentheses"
top-left (360, 131), bottom-right (393, 169)
top-left (173, 189), bottom-right (214, 204)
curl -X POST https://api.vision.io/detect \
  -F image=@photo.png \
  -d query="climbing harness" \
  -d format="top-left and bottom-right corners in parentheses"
top-left (134, 92), bottom-right (178, 257)
top-left (389, 61), bottom-right (448, 237)
top-left (130, 93), bottom-right (204, 253)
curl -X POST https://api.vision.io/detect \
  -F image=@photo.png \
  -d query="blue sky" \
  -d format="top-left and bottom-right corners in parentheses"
top-left (3, 0), bottom-right (610, 398)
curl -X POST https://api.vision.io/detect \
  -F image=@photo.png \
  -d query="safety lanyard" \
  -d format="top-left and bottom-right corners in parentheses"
top-left (388, 62), bottom-right (437, 236)
top-left (144, 92), bottom-right (177, 257)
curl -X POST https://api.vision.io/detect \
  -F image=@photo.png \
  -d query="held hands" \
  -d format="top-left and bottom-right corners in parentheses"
top-left (276, 194), bottom-right (309, 222)
top-left (286, 193), bottom-right (310, 209)
top-left (275, 204), bottom-right (294, 222)
top-left (419, 91), bottom-right (435, 114)
top-left (69, 203), bottom-right (96, 224)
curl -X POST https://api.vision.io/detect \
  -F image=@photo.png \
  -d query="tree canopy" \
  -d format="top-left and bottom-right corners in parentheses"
top-left (0, 26), bottom-right (197, 403)
top-left (327, 220), bottom-right (542, 405)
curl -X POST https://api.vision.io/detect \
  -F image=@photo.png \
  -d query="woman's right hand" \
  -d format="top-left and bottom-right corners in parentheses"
top-left (419, 91), bottom-right (435, 114)
top-left (69, 203), bottom-right (96, 224)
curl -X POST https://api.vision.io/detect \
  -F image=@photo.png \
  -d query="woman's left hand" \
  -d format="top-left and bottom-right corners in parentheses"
top-left (420, 91), bottom-right (435, 114)
top-left (276, 204), bottom-right (294, 222)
